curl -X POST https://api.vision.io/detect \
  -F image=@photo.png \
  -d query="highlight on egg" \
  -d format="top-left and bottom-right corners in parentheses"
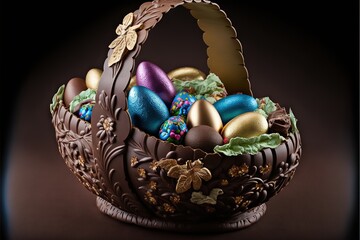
top-left (64, 77), bottom-right (87, 107)
top-left (85, 68), bottom-right (103, 90)
top-left (184, 125), bottom-right (223, 152)
top-left (213, 93), bottom-right (258, 124)
top-left (186, 99), bottom-right (223, 132)
top-left (167, 66), bottom-right (207, 81)
top-left (136, 61), bottom-right (176, 107)
top-left (127, 86), bottom-right (170, 136)
top-left (221, 111), bottom-right (268, 141)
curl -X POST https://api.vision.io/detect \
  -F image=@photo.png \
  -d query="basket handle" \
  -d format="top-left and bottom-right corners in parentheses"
top-left (90, 0), bottom-right (251, 211)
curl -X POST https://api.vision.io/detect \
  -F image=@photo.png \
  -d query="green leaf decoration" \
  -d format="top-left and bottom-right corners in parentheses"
top-left (69, 88), bottom-right (96, 113)
top-left (50, 84), bottom-right (65, 114)
top-left (214, 133), bottom-right (286, 156)
top-left (289, 108), bottom-right (298, 132)
top-left (255, 97), bottom-right (277, 118)
top-left (190, 188), bottom-right (224, 205)
top-left (172, 73), bottom-right (227, 104)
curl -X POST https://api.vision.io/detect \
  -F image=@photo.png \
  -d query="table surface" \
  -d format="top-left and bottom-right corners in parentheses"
top-left (2, 1), bottom-right (358, 240)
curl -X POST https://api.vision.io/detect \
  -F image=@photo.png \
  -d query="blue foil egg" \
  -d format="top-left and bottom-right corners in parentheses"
top-left (78, 103), bottom-right (94, 122)
top-left (159, 116), bottom-right (188, 144)
top-left (128, 86), bottom-right (170, 136)
top-left (213, 94), bottom-right (258, 124)
top-left (170, 91), bottom-right (197, 118)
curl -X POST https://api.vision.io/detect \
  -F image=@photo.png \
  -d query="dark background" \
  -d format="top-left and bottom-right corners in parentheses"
top-left (1, 0), bottom-right (359, 239)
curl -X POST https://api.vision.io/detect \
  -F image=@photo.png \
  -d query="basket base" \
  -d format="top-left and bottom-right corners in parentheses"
top-left (96, 197), bottom-right (266, 232)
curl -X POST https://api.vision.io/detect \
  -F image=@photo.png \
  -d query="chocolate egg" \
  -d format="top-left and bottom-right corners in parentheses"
top-left (64, 77), bottom-right (87, 107)
top-left (85, 68), bottom-right (102, 90)
top-left (136, 61), bottom-right (176, 107)
top-left (128, 86), bottom-right (170, 136)
top-left (213, 93), bottom-right (258, 124)
top-left (186, 99), bottom-right (223, 132)
top-left (167, 67), bottom-right (206, 81)
top-left (170, 91), bottom-right (197, 117)
top-left (184, 125), bottom-right (223, 152)
top-left (159, 116), bottom-right (188, 144)
top-left (221, 112), bottom-right (268, 141)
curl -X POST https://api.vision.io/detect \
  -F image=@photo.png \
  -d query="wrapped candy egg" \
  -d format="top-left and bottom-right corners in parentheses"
top-left (78, 103), bottom-right (94, 122)
top-left (167, 67), bottom-right (206, 81)
top-left (213, 93), bottom-right (258, 124)
top-left (221, 112), bottom-right (268, 141)
top-left (128, 86), bottom-right (170, 136)
top-left (186, 99), bottom-right (223, 132)
top-left (170, 91), bottom-right (197, 118)
top-left (159, 116), bottom-right (188, 144)
top-left (136, 61), bottom-right (176, 107)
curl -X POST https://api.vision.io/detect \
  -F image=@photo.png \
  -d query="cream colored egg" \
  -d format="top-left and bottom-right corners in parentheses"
top-left (167, 67), bottom-right (206, 81)
top-left (85, 68), bottom-right (102, 90)
top-left (186, 99), bottom-right (223, 132)
top-left (221, 112), bottom-right (268, 140)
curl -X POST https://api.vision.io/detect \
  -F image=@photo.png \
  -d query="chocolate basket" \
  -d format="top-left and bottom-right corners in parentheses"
top-left (51, 0), bottom-right (302, 232)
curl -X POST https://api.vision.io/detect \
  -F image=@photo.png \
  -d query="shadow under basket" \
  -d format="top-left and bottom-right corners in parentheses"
top-left (51, 0), bottom-right (302, 233)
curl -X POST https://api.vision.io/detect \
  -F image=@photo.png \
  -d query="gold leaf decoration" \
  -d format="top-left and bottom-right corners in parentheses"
top-left (156, 159), bottom-right (178, 171)
top-left (176, 175), bottom-right (193, 194)
top-left (156, 158), bottom-right (212, 194)
top-left (108, 12), bottom-right (143, 67)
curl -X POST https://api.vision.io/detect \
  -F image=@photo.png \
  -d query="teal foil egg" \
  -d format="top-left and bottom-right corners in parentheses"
top-left (170, 91), bottom-right (197, 118)
top-left (78, 103), bottom-right (94, 122)
top-left (128, 86), bottom-right (170, 136)
top-left (159, 116), bottom-right (188, 144)
top-left (213, 94), bottom-right (258, 124)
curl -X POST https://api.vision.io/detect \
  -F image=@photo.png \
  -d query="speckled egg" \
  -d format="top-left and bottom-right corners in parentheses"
top-left (159, 116), bottom-right (188, 144)
top-left (78, 103), bottom-right (94, 122)
top-left (221, 112), bottom-right (268, 141)
top-left (170, 91), bottom-right (197, 118)
top-left (213, 93), bottom-right (258, 124)
top-left (136, 61), bottom-right (176, 107)
top-left (128, 86), bottom-right (170, 136)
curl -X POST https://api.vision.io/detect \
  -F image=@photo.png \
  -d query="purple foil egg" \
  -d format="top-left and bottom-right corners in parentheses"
top-left (136, 61), bottom-right (176, 107)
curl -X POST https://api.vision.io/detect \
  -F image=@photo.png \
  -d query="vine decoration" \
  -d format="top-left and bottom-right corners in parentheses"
top-left (52, 104), bottom-right (102, 197)
top-left (126, 132), bottom-right (301, 219)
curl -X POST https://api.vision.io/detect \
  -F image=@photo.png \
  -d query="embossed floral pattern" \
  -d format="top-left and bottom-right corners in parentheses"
top-left (108, 12), bottom-right (143, 67)
top-left (228, 163), bottom-right (249, 178)
top-left (96, 115), bottom-right (116, 143)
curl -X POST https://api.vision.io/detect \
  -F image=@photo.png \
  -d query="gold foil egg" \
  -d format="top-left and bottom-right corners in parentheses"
top-left (187, 99), bottom-right (223, 132)
top-left (85, 68), bottom-right (103, 90)
top-left (167, 67), bottom-right (206, 81)
top-left (221, 112), bottom-right (268, 140)
top-left (127, 75), bottom-right (137, 91)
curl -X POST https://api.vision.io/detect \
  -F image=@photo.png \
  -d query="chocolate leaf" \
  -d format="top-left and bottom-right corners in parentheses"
top-left (50, 84), bottom-right (65, 114)
top-left (255, 97), bottom-right (277, 118)
top-left (69, 88), bottom-right (96, 113)
top-left (172, 73), bottom-right (227, 104)
top-left (289, 108), bottom-right (299, 132)
top-left (214, 133), bottom-right (285, 156)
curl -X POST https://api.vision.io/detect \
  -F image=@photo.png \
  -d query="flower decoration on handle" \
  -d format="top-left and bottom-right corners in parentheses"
top-left (108, 12), bottom-right (143, 67)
